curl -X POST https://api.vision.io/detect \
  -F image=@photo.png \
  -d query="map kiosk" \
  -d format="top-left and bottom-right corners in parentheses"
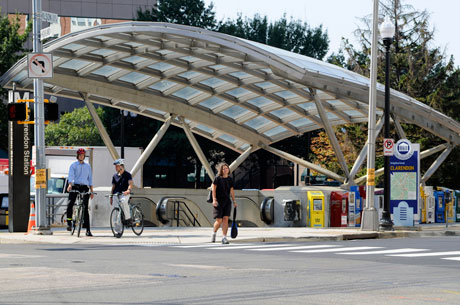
top-left (389, 139), bottom-right (420, 224)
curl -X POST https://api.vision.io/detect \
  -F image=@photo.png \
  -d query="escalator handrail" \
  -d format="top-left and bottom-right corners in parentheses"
top-left (174, 200), bottom-right (201, 227)
top-left (260, 196), bottom-right (274, 224)
top-left (157, 196), bottom-right (204, 226)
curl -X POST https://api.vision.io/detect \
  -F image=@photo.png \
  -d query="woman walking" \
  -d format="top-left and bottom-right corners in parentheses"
top-left (211, 163), bottom-right (237, 244)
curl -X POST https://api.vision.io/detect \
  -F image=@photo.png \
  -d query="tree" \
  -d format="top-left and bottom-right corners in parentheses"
top-left (45, 107), bottom-right (104, 146)
top-left (325, 0), bottom-right (460, 188)
top-left (0, 13), bottom-right (31, 151)
top-left (136, 0), bottom-right (217, 30)
top-left (218, 14), bottom-right (329, 60)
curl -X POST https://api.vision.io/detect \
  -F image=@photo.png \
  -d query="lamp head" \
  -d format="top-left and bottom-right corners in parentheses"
top-left (380, 16), bottom-right (395, 40)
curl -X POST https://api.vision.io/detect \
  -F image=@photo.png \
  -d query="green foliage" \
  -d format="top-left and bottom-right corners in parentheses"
top-left (218, 14), bottom-right (329, 60)
top-left (0, 13), bottom-right (31, 151)
top-left (45, 107), bottom-right (104, 146)
top-left (136, 0), bottom-right (217, 30)
top-left (325, 0), bottom-right (460, 189)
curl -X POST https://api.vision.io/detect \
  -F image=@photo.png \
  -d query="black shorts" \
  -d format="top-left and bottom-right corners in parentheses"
top-left (213, 200), bottom-right (232, 219)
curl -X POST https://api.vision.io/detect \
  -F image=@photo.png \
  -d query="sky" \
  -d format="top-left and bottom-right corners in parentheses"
top-left (204, 0), bottom-right (460, 64)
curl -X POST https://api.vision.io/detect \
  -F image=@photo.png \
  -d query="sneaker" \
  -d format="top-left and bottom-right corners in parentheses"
top-left (66, 226), bottom-right (72, 232)
top-left (211, 233), bottom-right (216, 243)
top-left (85, 231), bottom-right (93, 237)
top-left (222, 237), bottom-right (229, 244)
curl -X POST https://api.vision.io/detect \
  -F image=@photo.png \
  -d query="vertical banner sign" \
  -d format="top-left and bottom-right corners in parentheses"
top-left (8, 90), bottom-right (32, 232)
top-left (390, 139), bottom-right (420, 223)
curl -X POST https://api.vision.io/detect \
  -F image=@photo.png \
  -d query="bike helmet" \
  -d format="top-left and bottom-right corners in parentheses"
top-left (113, 158), bottom-right (125, 165)
top-left (76, 148), bottom-right (85, 155)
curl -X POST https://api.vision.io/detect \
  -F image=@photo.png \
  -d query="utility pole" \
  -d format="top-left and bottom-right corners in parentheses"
top-left (361, 0), bottom-right (379, 231)
top-left (32, 0), bottom-right (50, 234)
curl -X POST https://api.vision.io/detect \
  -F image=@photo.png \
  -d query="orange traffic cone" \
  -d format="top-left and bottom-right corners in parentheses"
top-left (27, 202), bottom-right (36, 233)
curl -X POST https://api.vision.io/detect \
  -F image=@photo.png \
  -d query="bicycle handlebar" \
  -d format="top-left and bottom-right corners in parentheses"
top-left (69, 190), bottom-right (97, 196)
top-left (108, 191), bottom-right (134, 198)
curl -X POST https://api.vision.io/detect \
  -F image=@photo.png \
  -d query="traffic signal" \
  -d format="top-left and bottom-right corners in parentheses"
top-left (7, 103), bottom-right (27, 121)
top-left (44, 103), bottom-right (59, 121)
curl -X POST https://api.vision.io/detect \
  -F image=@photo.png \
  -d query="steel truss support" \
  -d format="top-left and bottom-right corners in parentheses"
top-left (180, 117), bottom-right (216, 182)
top-left (229, 145), bottom-right (253, 173)
top-left (347, 116), bottom-right (385, 185)
top-left (131, 115), bottom-right (175, 178)
top-left (354, 143), bottom-right (451, 185)
top-left (261, 144), bottom-right (345, 183)
top-left (311, 89), bottom-right (350, 180)
top-left (83, 93), bottom-right (120, 161)
top-left (421, 144), bottom-right (453, 184)
top-left (392, 115), bottom-right (406, 139)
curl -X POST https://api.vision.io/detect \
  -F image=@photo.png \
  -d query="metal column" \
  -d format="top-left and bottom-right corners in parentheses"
top-left (361, 0), bottom-right (379, 231)
top-left (84, 96), bottom-right (120, 161)
top-left (312, 90), bottom-right (350, 179)
top-left (421, 145), bottom-right (453, 184)
top-left (229, 146), bottom-right (253, 173)
top-left (131, 115), bottom-right (174, 178)
top-left (181, 117), bottom-right (215, 182)
top-left (32, 0), bottom-right (50, 234)
top-left (261, 144), bottom-right (345, 183)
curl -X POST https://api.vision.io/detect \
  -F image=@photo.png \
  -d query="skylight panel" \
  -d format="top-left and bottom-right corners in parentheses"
top-left (221, 105), bottom-right (249, 119)
top-left (264, 126), bottom-right (288, 137)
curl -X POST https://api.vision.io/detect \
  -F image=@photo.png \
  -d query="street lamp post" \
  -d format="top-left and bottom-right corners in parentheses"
top-left (380, 16), bottom-right (395, 231)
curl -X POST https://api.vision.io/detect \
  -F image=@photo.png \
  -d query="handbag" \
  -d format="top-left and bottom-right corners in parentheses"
top-left (231, 207), bottom-right (238, 239)
top-left (206, 189), bottom-right (213, 203)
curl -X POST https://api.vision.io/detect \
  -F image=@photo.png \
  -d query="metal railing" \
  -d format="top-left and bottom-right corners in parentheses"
top-left (30, 193), bottom-right (69, 226)
top-left (156, 197), bottom-right (202, 227)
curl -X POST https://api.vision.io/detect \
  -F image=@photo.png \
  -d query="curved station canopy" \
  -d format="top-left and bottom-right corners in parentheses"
top-left (2, 22), bottom-right (459, 185)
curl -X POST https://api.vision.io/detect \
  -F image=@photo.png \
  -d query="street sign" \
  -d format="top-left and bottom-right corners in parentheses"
top-left (383, 138), bottom-right (394, 156)
top-left (41, 11), bottom-right (58, 24)
top-left (28, 53), bottom-right (53, 78)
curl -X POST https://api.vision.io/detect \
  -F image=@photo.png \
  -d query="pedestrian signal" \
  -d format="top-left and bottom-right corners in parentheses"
top-left (8, 103), bottom-right (27, 121)
top-left (44, 103), bottom-right (59, 121)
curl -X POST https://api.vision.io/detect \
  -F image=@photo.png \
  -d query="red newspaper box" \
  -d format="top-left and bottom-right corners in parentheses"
top-left (330, 191), bottom-right (348, 227)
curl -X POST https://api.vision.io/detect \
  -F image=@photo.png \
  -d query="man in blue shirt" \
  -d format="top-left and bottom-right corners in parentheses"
top-left (66, 148), bottom-right (94, 236)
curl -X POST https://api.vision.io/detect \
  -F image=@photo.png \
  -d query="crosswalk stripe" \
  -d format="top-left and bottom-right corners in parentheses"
top-left (441, 257), bottom-right (460, 261)
top-left (172, 243), bottom-right (252, 248)
top-left (339, 248), bottom-right (428, 255)
top-left (248, 245), bottom-right (340, 252)
top-left (206, 244), bottom-right (298, 250)
top-left (388, 251), bottom-right (460, 257)
top-left (291, 246), bottom-right (382, 253)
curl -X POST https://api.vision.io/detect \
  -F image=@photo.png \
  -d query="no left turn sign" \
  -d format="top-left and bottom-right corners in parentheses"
top-left (383, 138), bottom-right (395, 156)
top-left (28, 53), bottom-right (53, 78)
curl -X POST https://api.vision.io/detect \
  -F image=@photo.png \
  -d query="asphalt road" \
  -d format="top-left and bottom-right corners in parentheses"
top-left (1, 237), bottom-right (460, 304)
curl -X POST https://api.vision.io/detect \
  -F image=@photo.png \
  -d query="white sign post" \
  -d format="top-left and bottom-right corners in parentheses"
top-left (27, 53), bottom-right (53, 78)
top-left (383, 138), bottom-right (395, 156)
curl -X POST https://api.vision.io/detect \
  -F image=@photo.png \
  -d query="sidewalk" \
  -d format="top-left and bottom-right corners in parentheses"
top-left (1, 223), bottom-right (460, 245)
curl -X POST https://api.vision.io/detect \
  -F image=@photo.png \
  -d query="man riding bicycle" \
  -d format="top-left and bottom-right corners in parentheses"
top-left (110, 159), bottom-right (134, 223)
top-left (66, 148), bottom-right (94, 236)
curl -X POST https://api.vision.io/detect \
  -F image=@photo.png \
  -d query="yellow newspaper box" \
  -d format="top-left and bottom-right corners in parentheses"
top-left (307, 191), bottom-right (325, 227)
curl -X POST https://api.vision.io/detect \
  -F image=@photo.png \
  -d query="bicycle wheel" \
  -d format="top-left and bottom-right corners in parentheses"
top-left (110, 207), bottom-right (124, 238)
top-left (131, 205), bottom-right (144, 236)
top-left (71, 205), bottom-right (78, 236)
top-left (76, 205), bottom-right (83, 238)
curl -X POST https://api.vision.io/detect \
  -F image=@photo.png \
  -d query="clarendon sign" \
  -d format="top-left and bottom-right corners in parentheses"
top-left (389, 139), bottom-right (420, 223)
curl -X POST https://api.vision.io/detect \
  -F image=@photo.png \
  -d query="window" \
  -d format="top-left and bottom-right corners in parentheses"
top-left (313, 199), bottom-right (323, 211)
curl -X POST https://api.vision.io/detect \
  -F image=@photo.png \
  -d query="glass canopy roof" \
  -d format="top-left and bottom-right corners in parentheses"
top-left (1, 22), bottom-right (459, 156)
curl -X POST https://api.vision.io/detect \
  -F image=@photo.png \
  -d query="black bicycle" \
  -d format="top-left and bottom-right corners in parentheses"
top-left (69, 190), bottom-right (95, 237)
top-left (109, 192), bottom-right (144, 238)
